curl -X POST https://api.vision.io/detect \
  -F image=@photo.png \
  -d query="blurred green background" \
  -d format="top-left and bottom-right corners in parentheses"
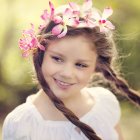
top-left (0, 0), bottom-right (140, 140)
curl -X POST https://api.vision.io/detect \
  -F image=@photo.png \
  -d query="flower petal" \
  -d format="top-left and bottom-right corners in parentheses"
top-left (23, 23), bottom-right (35, 37)
top-left (105, 20), bottom-right (115, 30)
top-left (41, 9), bottom-right (50, 21)
top-left (19, 39), bottom-right (29, 50)
top-left (82, 0), bottom-right (93, 12)
top-left (57, 26), bottom-right (68, 38)
top-left (22, 51), bottom-right (30, 57)
top-left (52, 24), bottom-right (63, 35)
top-left (53, 16), bottom-right (62, 23)
top-left (49, 1), bottom-right (55, 18)
top-left (63, 8), bottom-right (75, 25)
top-left (30, 38), bottom-right (37, 49)
top-left (102, 7), bottom-right (113, 19)
top-left (38, 44), bottom-right (46, 51)
top-left (67, 18), bottom-right (79, 27)
top-left (91, 10), bottom-right (101, 20)
top-left (99, 26), bottom-right (108, 32)
top-left (64, 8), bottom-right (73, 17)
top-left (86, 19), bottom-right (96, 27)
top-left (69, 2), bottom-right (80, 11)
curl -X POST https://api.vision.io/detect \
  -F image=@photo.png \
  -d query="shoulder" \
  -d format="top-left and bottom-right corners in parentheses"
top-left (85, 86), bottom-right (121, 126)
top-left (86, 86), bottom-right (115, 96)
top-left (4, 102), bottom-right (34, 123)
top-left (86, 86), bottom-right (119, 104)
top-left (2, 102), bottom-right (35, 139)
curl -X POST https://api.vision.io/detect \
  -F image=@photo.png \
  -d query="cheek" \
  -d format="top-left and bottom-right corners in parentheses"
top-left (78, 69), bottom-right (94, 84)
top-left (42, 57), bottom-right (61, 77)
top-left (42, 65), bottom-right (54, 77)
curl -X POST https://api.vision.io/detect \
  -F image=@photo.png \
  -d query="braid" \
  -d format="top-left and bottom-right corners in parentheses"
top-left (33, 52), bottom-right (102, 140)
top-left (90, 25), bottom-right (140, 107)
top-left (97, 63), bottom-right (140, 106)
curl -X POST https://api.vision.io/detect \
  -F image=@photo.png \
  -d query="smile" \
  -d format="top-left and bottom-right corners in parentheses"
top-left (53, 78), bottom-right (75, 90)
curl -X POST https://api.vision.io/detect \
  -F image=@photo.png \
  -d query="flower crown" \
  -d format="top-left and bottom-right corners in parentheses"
top-left (19, 0), bottom-right (115, 57)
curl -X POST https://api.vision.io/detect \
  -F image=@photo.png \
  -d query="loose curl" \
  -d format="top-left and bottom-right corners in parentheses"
top-left (33, 21), bottom-right (140, 140)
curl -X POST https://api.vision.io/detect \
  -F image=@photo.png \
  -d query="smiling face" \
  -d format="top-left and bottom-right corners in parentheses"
top-left (41, 35), bottom-right (97, 101)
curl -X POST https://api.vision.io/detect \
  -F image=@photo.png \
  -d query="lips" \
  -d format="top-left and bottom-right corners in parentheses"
top-left (53, 78), bottom-right (75, 90)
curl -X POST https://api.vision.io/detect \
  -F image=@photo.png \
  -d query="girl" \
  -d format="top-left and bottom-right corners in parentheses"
top-left (2, 0), bottom-right (140, 140)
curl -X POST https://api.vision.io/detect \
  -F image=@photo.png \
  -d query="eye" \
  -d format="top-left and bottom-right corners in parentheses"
top-left (51, 56), bottom-right (63, 63)
top-left (76, 63), bottom-right (88, 68)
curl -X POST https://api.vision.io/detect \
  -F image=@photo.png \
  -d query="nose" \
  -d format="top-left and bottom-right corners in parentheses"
top-left (59, 63), bottom-right (75, 80)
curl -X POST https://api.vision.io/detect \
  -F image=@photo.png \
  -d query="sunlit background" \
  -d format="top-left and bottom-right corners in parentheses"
top-left (0, 0), bottom-right (140, 140)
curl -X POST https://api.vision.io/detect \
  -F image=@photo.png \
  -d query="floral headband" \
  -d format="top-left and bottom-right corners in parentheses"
top-left (19, 0), bottom-right (115, 57)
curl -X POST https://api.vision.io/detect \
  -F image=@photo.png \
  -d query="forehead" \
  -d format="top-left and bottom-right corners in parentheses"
top-left (47, 36), bottom-right (96, 57)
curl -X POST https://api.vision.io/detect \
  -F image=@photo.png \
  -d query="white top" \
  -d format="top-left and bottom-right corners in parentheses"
top-left (2, 87), bottom-right (121, 140)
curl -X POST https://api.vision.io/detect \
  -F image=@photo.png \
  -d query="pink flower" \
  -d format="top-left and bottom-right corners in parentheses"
top-left (41, 1), bottom-right (55, 21)
top-left (19, 24), bottom-right (45, 57)
top-left (69, 0), bottom-right (95, 28)
top-left (69, 0), bottom-right (93, 16)
top-left (18, 1), bottom-right (116, 57)
top-left (51, 7), bottom-right (78, 38)
top-left (92, 7), bottom-right (115, 32)
top-left (39, 1), bottom-right (55, 30)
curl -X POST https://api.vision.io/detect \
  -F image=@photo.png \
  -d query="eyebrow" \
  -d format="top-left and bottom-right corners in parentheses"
top-left (48, 50), bottom-right (64, 57)
top-left (48, 50), bottom-right (93, 63)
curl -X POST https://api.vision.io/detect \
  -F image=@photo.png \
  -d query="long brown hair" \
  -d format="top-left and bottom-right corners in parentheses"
top-left (33, 21), bottom-right (140, 140)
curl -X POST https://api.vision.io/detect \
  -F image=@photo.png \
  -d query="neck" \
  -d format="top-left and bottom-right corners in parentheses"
top-left (33, 88), bottom-right (94, 121)
top-left (39, 89), bottom-right (84, 109)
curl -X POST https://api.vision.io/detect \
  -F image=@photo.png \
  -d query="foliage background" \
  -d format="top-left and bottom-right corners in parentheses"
top-left (0, 0), bottom-right (140, 139)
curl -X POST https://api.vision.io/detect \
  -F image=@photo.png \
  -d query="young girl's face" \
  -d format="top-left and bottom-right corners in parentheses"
top-left (42, 35), bottom-right (97, 101)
